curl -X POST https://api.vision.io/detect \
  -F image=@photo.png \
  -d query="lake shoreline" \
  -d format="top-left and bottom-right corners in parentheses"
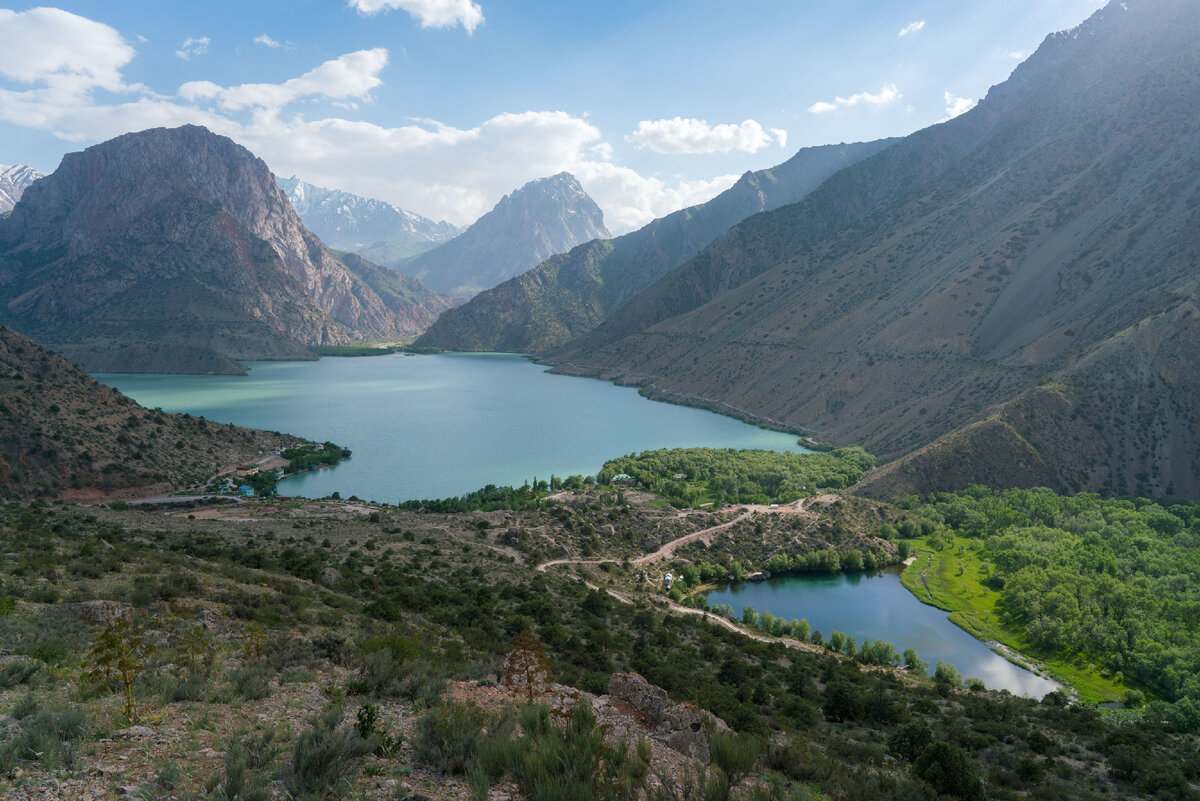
top-left (898, 544), bottom-right (1112, 702)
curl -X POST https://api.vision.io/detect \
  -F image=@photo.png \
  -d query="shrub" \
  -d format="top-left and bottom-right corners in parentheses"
top-left (0, 659), bottom-right (43, 689)
top-left (913, 741), bottom-right (984, 801)
top-left (228, 662), bottom-right (273, 701)
top-left (282, 705), bottom-right (373, 801)
top-left (206, 728), bottom-right (280, 801)
top-left (473, 702), bottom-right (652, 801)
top-left (413, 701), bottom-right (490, 775)
top-left (0, 702), bottom-right (89, 773)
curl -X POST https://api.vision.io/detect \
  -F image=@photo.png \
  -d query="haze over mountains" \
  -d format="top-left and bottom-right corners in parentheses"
top-left (278, 176), bottom-right (459, 257)
top-left (399, 172), bottom-right (610, 297)
top-left (0, 126), bottom-right (452, 374)
top-left (0, 164), bottom-right (43, 215)
top-left (417, 140), bottom-right (895, 352)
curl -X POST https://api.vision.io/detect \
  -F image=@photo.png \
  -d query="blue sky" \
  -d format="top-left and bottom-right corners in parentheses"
top-left (0, 0), bottom-right (1105, 232)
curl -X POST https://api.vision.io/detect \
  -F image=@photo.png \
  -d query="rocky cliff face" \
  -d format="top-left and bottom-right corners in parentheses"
top-left (400, 172), bottom-right (610, 297)
top-left (0, 164), bottom-right (43, 214)
top-left (0, 126), bottom-right (451, 372)
top-left (416, 139), bottom-right (894, 352)
top-left (540, 0), bottom-right (1200, 499)
top-left (278, 176), bottom-right (459, 252)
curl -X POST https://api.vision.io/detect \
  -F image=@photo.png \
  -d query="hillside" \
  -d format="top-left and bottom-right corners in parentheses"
top-left (279, 176), bottom-right (459, 252)
top-left (1, 485), bottom-right (1195, 800)
top-left (400, 172), bottom-right (610, 297)
top-left (0, 326), bottom-right (296, 499)
top-left (417, 139), bottom-right (894, 353)
top-left (542, 0), bottom-right (1200, 499)
top-left (0, 126), bottom-right (452, 374)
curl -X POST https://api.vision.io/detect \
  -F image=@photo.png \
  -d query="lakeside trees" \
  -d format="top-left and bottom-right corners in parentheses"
top-left (598, 447), bottom-right (875, 506)
top-left (913, 487), bottom-right (1200, 721)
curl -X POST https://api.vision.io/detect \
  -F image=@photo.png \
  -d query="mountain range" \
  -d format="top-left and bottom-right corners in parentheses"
top-left (0, 126), bottom-right (453, 374)
top-left (416, 139), bottom-right (895, 352)
top-left (398, 172), bottom-right (610, 297)
top-left (428, 0), bottom-right (1200, 500)
top-left (278, 176), bottom-right (459, 255)
top-left (0, 164), bottom-right (43, 215)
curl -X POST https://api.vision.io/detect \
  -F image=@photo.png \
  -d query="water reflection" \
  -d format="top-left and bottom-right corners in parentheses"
top-left (704, 568), bottom-right (1060, 698)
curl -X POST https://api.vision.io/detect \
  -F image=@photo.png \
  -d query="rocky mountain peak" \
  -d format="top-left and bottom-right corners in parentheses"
top-left (0, 125), bottom-right (451, 373)
top-left (0, 163), bottom-right (44, 214)
top-left (394, 171), bottom-right (610, 297)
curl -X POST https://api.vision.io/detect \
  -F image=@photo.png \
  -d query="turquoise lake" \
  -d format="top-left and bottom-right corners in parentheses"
top-left (704, 569), bottom-right (1061, 698)
top-left (96, 352), bottom-right (804, 503)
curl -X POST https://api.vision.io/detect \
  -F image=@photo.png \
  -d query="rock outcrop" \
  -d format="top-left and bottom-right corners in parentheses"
top-left (605, 672), bottom-right (728, 762)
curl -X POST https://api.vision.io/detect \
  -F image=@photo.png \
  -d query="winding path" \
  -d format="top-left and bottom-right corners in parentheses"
top-left (535, 500), bottom-right (836, 654)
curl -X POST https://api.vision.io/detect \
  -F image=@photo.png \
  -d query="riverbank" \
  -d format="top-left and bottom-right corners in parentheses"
top-left (899, 536), bottom-right (1124, 703)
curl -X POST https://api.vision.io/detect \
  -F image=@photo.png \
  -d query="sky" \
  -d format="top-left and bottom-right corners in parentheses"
top-left (0, 0), bottom-right (1106, 234)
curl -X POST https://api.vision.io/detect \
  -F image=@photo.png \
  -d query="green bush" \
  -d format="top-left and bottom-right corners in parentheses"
top-left (912, 741), bottom-right (984, 801)
top-left (0, 701), bottom-right (89, 773)
top-left (206, 728), bottom-right (280, 801)
top-left (227, 662), bottom-right (273, 701)
top-left (282, 705), bottom-right (373, 801)
top-left (413, 701), bottom-right (491, 775)
top-left (0, 658), bottom-right (43, 689)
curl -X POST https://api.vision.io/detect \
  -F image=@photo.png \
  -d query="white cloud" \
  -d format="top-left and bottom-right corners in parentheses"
top-left (348, 0), bottom-right (484, 33)
top-left (808, 83), bottom-right (900, 114)
top-left (1008, 50), bottom-right (1028, 59)
top-left (0, 8), bottom-right (135, 95)
top-left (625, 118), bottom-right (787, 155)
top-left (0, 18), bottom-right (729, 233)
top-left (180, 49), bottom-right (388, 111)
top-left (175, 37), bottom-right (210, 61)
top-left (898, 20), bottom-right (925, 37)
top-left (254, 34), bottom-right (282, 48)
top-left (940, 91), bottom-right (976, 121)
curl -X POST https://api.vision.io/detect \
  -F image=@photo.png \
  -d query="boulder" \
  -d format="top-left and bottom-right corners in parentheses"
top-left (654, 702), bottom-right (727, 762)
top-left (44, 600), bottom-right (133, 627)
top-left (607, 672), bottom-right (669, 726)
top-left (319, 567), bottom-right (343, 588)
top-left (605, 672), bottom-right (729, 762)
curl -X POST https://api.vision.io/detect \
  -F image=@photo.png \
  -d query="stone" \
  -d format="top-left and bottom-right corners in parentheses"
top-left (44, 600), bottom-right (133, 627)
top-left (319, 567), bottom-right (343, 588)
top-left (654, 702), bottom-right (723, 762)
top-left (607, 672), bottom-right (669, 727)
top-left (113, 726), bottom-right (153, 740)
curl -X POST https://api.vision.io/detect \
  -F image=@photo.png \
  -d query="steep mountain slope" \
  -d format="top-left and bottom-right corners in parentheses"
top-left (400, 172), bottom-right (610, 297)
top-left (0, 164), bottom-right (43, 214)
top-left (545, 0), bottom-right (1200, 499)
top-left (855, 300), bottom-right (1200, 500)
top-left (0, 126), bottom-right (452, 373)
top-left (278, 176), bottom-right (458, 252)
top-left (0, 326), bottom-right (296, 499)
top-left (417, 139), bottom-right (895, 352)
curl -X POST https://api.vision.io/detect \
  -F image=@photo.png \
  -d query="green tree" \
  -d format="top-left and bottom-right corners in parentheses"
top-left (83, 618), bottom-right (154, 724)
top-left (913, 741), bottom-right (985, 801)
top-left (934, 661), bottom-right (962, 687)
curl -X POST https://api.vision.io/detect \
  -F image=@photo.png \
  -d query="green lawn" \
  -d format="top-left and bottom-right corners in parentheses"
top-left (901, 536), bottom-right (1125, 703)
